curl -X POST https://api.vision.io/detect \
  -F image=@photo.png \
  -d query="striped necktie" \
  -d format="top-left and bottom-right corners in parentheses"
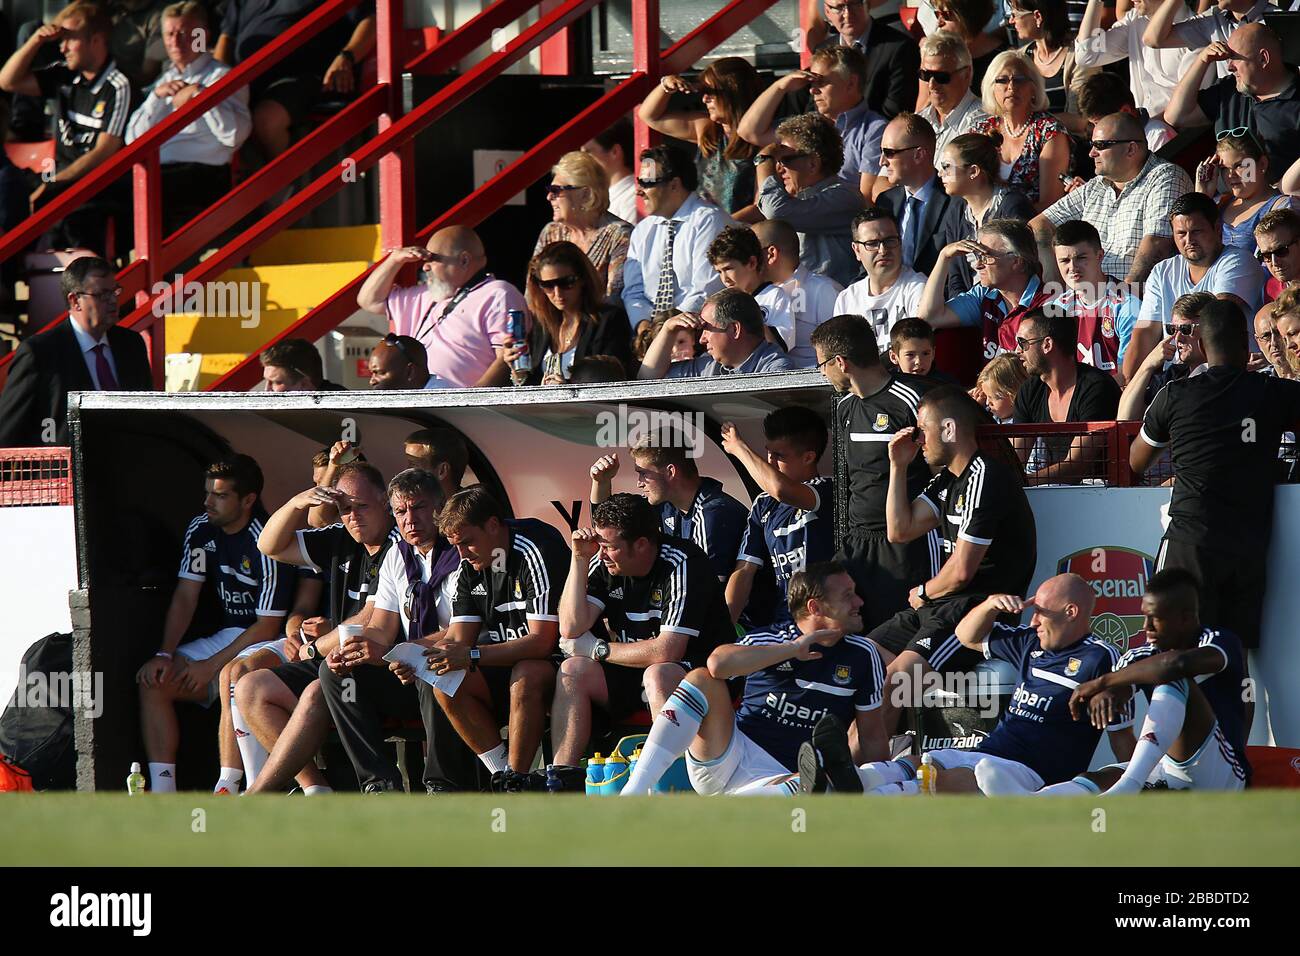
top-left (653, 219), bottom-right (679, 315)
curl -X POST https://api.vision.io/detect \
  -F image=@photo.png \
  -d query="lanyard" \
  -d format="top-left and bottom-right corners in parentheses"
top-left (415, 270), bottom-right (492, 341)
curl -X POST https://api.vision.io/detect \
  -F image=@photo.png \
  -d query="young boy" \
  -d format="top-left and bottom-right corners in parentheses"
top-left (889, 317), bottom-right (953, 382)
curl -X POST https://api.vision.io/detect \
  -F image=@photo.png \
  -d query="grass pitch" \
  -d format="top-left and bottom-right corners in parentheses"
top-left (1, 791), bottom-right (1296, 865)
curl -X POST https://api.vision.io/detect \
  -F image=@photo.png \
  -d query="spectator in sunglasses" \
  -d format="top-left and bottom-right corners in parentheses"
top-left (1164, 23), bottom-right (1300, 180)
top-left (1193, 132), bottom-right (1293, 258)
top-left (805, 0), bottom-right (921, 119)
top-left (533, 150), bottom-right (633, 303)
top-left (1119, 291), bottom-right (1214, 425)
top-left (503, 240), bottom-right (634, 386)
top-left (1254, 208), bottom-right (1300, 311)
top-left (916, 31), bottom-right (990, 165)
top-left (639, 57), bottom-right (763, 218)
top-left (928, 0), bottom-right (1008, 91)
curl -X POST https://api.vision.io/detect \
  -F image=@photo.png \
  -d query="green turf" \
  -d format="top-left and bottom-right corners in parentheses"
top-left (1, 791), bottom-right (1297, 865)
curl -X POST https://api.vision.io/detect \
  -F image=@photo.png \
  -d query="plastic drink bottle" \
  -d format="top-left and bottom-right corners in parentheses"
top-left (917, 753), bottom-right (937, 794)
top-left (585, 754), bottom-right (607, 795)
top-left (127, 762), bottom-right (145, 795)
top-left (604, 751), bottom-right (629, 794)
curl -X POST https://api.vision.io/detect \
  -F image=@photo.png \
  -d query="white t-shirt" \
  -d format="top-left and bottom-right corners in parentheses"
top-left (833, 268), bottom-right (926, 351)
top-left (784, 266), bottom-right (843, 367)
top-left (1136, 245), bottom-right (1265, 331)
top-left (754, 283), bottom-right (796, 354)
top-left (608, 176), bottom-right (640, 225)
top-left (372, 542), bottom-right (459, 639)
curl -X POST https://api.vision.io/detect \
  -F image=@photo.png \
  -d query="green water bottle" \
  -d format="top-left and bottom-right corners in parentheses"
top-left (127, 762), bottom-right (146, 795)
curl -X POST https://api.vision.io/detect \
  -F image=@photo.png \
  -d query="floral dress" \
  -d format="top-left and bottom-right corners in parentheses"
top-left (533, 212), bottom-right (633, 303)
top-left (969, 111), bottom-right (1067, 206)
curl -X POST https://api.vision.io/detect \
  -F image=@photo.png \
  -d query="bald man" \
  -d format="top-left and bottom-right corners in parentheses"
top-left (752, 218), bottom-right (842, 366)
top-left (1032, 111), bottom-right (1192, 287)
top-left (800, 573), bottom-right (1138, 796)
top-left (1164, 23), bottom-right (1300, 181)
top-left (357, 226), bottom-right (526, 388)
top-left (367, 335), bottom-right (446, 390)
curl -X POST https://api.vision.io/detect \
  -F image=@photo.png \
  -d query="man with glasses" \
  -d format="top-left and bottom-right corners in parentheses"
top-left (1124, 192), bottom-right (1263, 381)
top-left (1031, 111), bottom-right (1191, 287)
top-left (367, 334), bottom-right (449, 390)
top-left (0, 256), bottom-right (150, 447)
top-left (621, 144), bottom-right (732, 334)
top-left (918, 218), bottom-right (1055, 361)
top-left (1120, 292), bottom-right (1212, 423)
top-left (810, 0), bottom-right (920, 120)
top-left (1163, 22), bottom-right (1300, 178)
top-left (1254, 208), bottom-right (1300, 309)
top-left (358, 225), bottom-right (526, 388)
top-left (916, 30), bottom-right (989, 162)
top-left (738, 45), bottom-right (886, 202)
top-left (756, 113), bottom-right (865, 287)
top-left (833, 208), bottom-right (926, 352)
top-left (1011, 307), bottom-right (1122, 482)
top-left (810, 314), bottom-right (938, 631)
top-left (876, 113), bottom-right (958, 278)
top-left (637, 288), bottom-right (795, 379)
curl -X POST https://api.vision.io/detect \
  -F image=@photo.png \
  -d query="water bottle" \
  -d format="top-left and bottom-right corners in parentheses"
top-left (604, 751), bottom-right (629, 795)
top-left (628, 747), bottom-right (642, 780)
top-left (545, 765), bottom-right (564, 794)
top-left (508, 310), bottom-right (531, 373)
top-left (917, 753), bottom-right (936, 794)
top-left (584, 754), bottom-right (607, 795)
top-left (127, 762), bottom-right (146, 795)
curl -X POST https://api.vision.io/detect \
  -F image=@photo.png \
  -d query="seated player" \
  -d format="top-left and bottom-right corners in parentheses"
top-left (720, 407), bottom-right (834, 624)
top-left (403, 427), bottom-right (470, 501)
top-left (549, 493), bottom-right (735, 787)
top-left (136, 456), bottom-right (293, 793)
top-left (413, 488), bottom-right (570, 791)
top-left (243, 460), bottom-right (401, 795)
top-left (801, 574), bottom-right (1134, 796)
top-left (590, 434), bottom-right (748, 584)
top-left (1060, 568), bottom-right (1250, 795)
top-left (623, 562), bottom-right (887, 796)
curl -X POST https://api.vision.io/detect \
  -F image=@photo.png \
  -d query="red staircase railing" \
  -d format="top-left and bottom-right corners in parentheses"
top-left (207, 0), bottom-right (784, 391)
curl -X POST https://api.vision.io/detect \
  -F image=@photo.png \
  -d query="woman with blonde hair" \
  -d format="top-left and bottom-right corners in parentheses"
top-left (1194, 132), bottom-right (1293, 256)
top-left (638, 56), bottom-right (763, 219)
top-left (968, 49), bottom-right (1069, 211)
top-left (501, 241), bottom-right (634, 385)
top-left (534, 150), bottom-right (633, 302)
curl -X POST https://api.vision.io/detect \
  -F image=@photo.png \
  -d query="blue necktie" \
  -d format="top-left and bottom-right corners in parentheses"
top-left (905, 194), bottom-right (923, 268)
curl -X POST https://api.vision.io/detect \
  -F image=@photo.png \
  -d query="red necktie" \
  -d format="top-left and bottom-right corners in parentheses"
top-left (91, 343), bottom-right (119, 390)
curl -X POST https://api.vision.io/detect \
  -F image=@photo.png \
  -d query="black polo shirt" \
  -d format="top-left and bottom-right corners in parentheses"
top-left (1141, 365), bottom-right (1300, 557)
top-left (840, 372), bottom-right (935, 535)
top-left (34, 59), bottom-right (132, 169)
top-left (1198, 71), bottom-right (1300, 183)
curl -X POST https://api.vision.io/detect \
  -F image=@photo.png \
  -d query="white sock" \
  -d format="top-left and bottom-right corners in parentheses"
top-left (623, 680), bottom-right (708, 796)
top-left (214, 767), bottom-right (243, 794)
top-left (856, 759), bottom-right (913, 790)
top-left (303, 785), bottom-right (332, 796)
top-left (974, 758), bottom-right (1033, 796)
top-left (149, 762), bottom-right (177, 793)
top-left (1035, 777), bottom-right (1099, 797)
top-left (1105, 682), bottom-right (1187, 796)
top-left (477, 743), bottom-right (508, 774)
top-left (231, 697), bottom-right (268, 787)
top-left (868, 780), bottom-right (919, 796)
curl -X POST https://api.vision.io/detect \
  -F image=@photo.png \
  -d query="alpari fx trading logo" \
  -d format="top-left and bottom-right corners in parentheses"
top-left (1057, 547), bottom-right (1154, 655)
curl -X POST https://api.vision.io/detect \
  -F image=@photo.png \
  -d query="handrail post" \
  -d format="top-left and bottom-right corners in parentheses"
top-left (132, 152), bottom-right (165, 388)
top-left (800, 0), bottom-right (815, 69)
top-left (539, 0), bottom-right (575, 74)
top-left (631, 0), bottom-right (660, 219)
top-left (377, 0), bottom-right (414, 251)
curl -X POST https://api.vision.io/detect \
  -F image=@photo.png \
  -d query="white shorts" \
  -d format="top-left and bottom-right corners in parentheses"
top-left (236, 638), bottom-right (289, 664)
top-left (175, 627), bottom-right (245, 706)
top-left (686, 725), bottom-right (792, 796)
top-left (1113, 723), bottom-right (1246, 792)
top-left (926, 748), bottom-right (1046, 793)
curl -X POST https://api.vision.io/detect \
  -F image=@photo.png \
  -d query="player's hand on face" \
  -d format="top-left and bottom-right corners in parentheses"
top-left (35, 23), bottom-right (65, 43)
top-left (794, 628), bottom-right (842, 659)
top-left (590, 453), bottom-right (619, 483)
top-left (987, 593), bottom-right (1029, 615)
top-left (1246, 352), bottom-right (1270, 372)
top-left (1140, 336), bottom-right (1176, 372)
top-left (571, 527), bottom-right (602, 560)
top-left (888, 428), bottom-right (921, 467)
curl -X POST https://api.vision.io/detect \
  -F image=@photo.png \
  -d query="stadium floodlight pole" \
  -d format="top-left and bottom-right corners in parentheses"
top-left (631, 0), bottom-right (660, 221)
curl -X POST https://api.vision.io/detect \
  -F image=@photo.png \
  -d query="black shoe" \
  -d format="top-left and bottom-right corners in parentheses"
top-left (807, 714), bottom-right (863, 794)
top-left (362, 780), bottom-right (396, 794)
top-left (489, 770), bottom-right (510, 793)
top-left (502, 770), bottom-right (531, 793)
top-left (544, 764), bottom-right (587, 793)
top-left (797, 740), bottom-right (828, 794)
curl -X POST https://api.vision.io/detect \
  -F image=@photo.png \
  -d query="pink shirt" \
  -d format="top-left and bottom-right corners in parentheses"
top-left (386, 275), bottom-right (526, 388)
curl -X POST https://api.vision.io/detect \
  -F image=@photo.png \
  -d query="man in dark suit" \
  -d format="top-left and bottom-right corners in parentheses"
top-left (875, 113), bottom-right (959, 280)
top-left (0, 256), bottom-right (151, 447)
top-left (814, 0), bottom-right (919, 119)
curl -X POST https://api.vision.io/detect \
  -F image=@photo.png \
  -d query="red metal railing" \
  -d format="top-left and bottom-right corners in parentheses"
top-left (207, 0), bottom-right (784, 391)
top-left (976, 421), bottom-right (1156, 488)
top-left (0, 448), bottom-right (73, 507)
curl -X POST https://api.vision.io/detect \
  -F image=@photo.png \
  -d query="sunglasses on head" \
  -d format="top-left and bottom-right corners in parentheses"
top-left (1164, 322), bottom-right (1199, 337)
top-left (382, 332), bottom-right (419, 366)
top-left (1257, 237), bottom-right (1300, 263)
top-left (918, 66), bottom-right (967, 85)
top-left (535, 274), bottom-right (580, 291)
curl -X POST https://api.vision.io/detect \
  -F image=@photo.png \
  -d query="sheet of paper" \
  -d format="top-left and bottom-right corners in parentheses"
top-left (382, 643), bottom-right (466, 697)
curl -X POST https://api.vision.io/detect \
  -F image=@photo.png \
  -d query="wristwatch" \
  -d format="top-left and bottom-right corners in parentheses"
top-left (753, 154), bottom-right (775, 167)
top-left (468, 647), bottom-right (481, 672)
top-left (338, 49), bottom-right (356, 64)
top-left (592, 640), bottom-right (610, 662)
top-left (918, 582), bottom-right (930, 604)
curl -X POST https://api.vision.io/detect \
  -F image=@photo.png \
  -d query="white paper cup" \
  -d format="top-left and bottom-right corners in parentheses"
top-left (338, 624), bottom-right (364, 649)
